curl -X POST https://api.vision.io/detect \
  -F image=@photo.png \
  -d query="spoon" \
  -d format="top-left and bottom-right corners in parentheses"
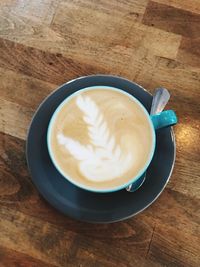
top-left (126, 88), bottom-right (170, 192)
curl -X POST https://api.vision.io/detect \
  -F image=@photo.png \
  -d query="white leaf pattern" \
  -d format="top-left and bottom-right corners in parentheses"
top-left (57, 95), bottom-right (134, 182)
top-left (57, 134), bottom-right (94, 161)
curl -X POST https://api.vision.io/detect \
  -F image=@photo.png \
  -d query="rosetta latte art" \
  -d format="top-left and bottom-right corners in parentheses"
top-left (57, 95), bottom-right (134, 182)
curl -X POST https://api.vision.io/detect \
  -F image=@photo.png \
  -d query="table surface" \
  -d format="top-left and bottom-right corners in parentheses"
top-left (0, 0), bottom-right (200, 266)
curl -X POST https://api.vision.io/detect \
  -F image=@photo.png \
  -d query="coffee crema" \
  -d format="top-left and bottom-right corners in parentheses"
top-left (48, 87), bottom-right (154, 190)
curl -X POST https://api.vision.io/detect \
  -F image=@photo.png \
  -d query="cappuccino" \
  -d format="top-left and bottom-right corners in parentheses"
top-left (48, 87), bottom-right (154, 191)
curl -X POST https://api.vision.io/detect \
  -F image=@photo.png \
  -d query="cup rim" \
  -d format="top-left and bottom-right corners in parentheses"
top-left (47, 85), bottom-right (156, 193)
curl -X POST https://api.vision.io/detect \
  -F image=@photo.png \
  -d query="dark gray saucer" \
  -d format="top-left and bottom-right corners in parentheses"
top-left (26, 75), bottom-right (175, 223)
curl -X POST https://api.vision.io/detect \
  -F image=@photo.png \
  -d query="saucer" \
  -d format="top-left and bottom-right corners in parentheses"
top-left (26, 75), bottom-right (175, 223)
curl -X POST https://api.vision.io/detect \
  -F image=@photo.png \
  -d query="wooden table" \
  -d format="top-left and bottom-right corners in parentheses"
top-left (0, 0), bottom-right (200, 266)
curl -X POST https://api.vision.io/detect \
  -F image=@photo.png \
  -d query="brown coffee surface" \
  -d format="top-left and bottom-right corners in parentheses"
top-left (49, 88), bottom-right (154, 190)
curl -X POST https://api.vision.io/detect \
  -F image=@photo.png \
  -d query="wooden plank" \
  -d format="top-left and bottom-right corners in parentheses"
top-left (0, 0), bottom-right (60, 25)
top-left (60, 0), bottom-right (149, 20)
top-left (170, 121), bottom-right (200, 199)
top-left (144, 189), bottom-right (200, 266)
top-left (147, 223), bottom-right (200, 266)
top-left (0, 246), bottom-right (58, 267)
top-left (0, 206), bottom-right (75, 267)
top-left (0, 67), bottom-right (56, 109)
top-left (0, 99), bottom-right (33, 139)
top-left (153, 0), bottom-right (200, 14)
top-left (0, 37), bottom-right (157, 89)
top-left (177, 37), bottom-right (200, 68)
top-left (0, 205), bottom-right (155, 267)
top-left (145, 188), bottom-right (200, 236)
top-left (52, 1), bottom-right (180, 60)
top-left (0, 38), bottom-right (104, 85)
top-left (0, 7), bottom-right (67, 53)
top-left (143, 1), bottom-right (200, 38)
top-left (0, 1), bottom-right (181, 82)
top-left (148, 57), bottom-right (200, 102)
top-left (0, 36), bottom-right (180, 93)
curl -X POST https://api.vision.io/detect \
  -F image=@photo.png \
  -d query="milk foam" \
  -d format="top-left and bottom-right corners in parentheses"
top-left (57, 95), bottom-right (134, 182)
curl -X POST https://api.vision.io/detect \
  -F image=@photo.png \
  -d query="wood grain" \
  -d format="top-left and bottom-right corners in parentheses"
top-left (0, 204), bottom-right (157, 267)
top-left (0, 0), bottom-right (61, 26)
top-left (51, 1), bottom-right (180, 60)
top-left (0, 0), bottom-right (200, 266)
top-left (0, 38), bottom-right (104, 85)
top-left (0, 99), bottom-right (33, 140)
top-left (143, 1), bottom-right (200, 38)
top-left (0, 67), bottom-right (56, 109)
top-left (177, 37), bottom-right (200, 68)
top-left (147, 223), bottom-right (200, 267)
top-left (0, 246), bottom-right (57, 267)
top-left (153, 0), bottom-right (200, 14)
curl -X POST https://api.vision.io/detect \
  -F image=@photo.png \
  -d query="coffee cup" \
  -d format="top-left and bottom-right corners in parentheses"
top-left (47, 86), bottom-right (177, 193)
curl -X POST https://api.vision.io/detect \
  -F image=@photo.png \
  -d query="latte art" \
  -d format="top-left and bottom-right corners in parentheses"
top-left (48, 87), bottom-right (154, 190)
top-left (57, 95), bottom-right (133, 182)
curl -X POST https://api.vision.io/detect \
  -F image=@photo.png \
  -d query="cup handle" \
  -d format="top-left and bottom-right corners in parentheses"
top-left (150, 110), bottom-right (177, 130)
